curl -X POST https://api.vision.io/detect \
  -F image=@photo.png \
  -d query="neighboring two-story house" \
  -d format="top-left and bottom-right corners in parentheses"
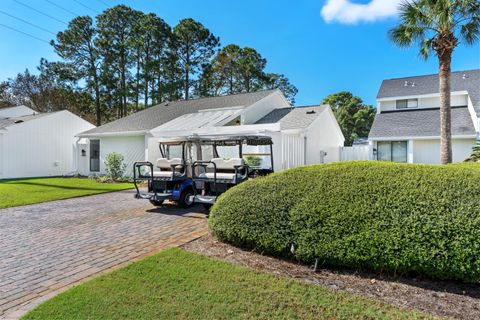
top-left (368, 69), bottom-right (479, 164)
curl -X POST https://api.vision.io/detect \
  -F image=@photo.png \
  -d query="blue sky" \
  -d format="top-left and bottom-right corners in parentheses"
top-left (0, 0), bottom-right (479, 106)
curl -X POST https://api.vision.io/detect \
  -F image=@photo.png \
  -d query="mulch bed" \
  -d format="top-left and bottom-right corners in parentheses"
top-left (182, 234), bottom-right (480, 320)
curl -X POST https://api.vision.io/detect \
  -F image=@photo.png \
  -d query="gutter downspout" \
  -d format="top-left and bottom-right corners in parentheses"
top-left (74, 137), bottom-right (81, 174)
top-left (304, 134), bottom-right (307, 165)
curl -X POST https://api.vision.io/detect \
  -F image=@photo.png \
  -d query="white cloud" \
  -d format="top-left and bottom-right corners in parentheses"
top-left (321, 0), bottom-right (401, 24)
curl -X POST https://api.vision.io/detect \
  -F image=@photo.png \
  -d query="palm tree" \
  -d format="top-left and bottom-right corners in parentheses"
top-left (389, 0), bottom-right (480, 164)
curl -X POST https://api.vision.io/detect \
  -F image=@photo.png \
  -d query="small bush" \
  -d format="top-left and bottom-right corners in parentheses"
top-left (464, 139), bottom-right (480, 162)
top-left (104, 152), bottom-right (126, 181)
top-left (209, 161), bottom-right (480, 282)
top-left (244, 155), bottom-right (262, 167)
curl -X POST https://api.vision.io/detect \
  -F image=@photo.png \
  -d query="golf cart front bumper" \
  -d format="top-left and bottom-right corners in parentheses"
top-left (190, 194), bottom-right (216, 205)
top-left (135, 192), bottom-right (173, 202)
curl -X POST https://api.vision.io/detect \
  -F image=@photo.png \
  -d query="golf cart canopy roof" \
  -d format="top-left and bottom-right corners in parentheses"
top-left (157, 134), bottom-right (273, 146)
top-left (157, 136), bottom-right (191, 145)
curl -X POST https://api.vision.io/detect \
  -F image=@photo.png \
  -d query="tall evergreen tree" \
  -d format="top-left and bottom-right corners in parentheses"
top-left (97, 5), bottom-right (141, 117)
top-left (263, 73), bottom-right (298, 104)
top-left (237, 47), bottom-right (266, 93)
top-left (132, 13), bottom-right (171, 108)
top-left (51, 16), bottom-right (102, 125)
top-left (172, 18), bottom-right (219, 100)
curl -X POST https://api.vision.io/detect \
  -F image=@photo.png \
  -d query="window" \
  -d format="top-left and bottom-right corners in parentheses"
top-left (90, 139), bottom-right (100, 172)
top-left (377, 141), bottom-right (407, 163)
top-left (396, 99), bottom-right (418, 109)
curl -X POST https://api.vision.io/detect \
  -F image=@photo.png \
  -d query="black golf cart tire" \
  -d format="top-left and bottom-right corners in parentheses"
top-left (149, 199), bottom-right (164, 206)
top-left (202, 203), bottom-right (213, 210)
top-left (179, 188), bottom-right (195, 208)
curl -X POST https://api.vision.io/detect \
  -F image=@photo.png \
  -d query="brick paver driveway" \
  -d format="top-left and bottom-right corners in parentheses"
top-left (0, 190), bottom-right (208, 319)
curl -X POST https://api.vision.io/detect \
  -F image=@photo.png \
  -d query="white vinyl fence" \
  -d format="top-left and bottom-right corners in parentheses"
top-left (340, 145), bottom-right (373, 161)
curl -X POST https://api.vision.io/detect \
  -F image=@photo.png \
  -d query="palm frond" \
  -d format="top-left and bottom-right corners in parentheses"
top-left (461, 20), bottom-right (480, 44)
top-left (389, 25), bottom-right (427, 47)
top-left (419, 38), bottom-right (434, 59)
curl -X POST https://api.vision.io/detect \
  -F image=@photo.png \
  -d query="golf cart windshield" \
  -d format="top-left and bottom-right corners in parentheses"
top-left (187, 135), bottom-right (274, 170)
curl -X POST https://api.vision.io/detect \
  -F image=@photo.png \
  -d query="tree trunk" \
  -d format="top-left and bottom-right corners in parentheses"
top-left (93, 79), bottom-right (101, 126)
top-left (185, 47), bottom-right (190, 100)
top-left (185, 63), bottom-right (189, 100)
top-left (438, 51), bottom-right (452, 164)
top-left (144, 78), bottom-right (149, 109)
top-left (135, 49), bottom-right (140, 112)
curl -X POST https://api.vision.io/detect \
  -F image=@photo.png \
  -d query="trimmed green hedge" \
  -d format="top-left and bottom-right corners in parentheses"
top-left (209, 162), bottom-right (480, 282)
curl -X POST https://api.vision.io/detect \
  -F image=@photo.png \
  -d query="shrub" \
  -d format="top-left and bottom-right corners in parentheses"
top-left (244, 155), bottom-right (262, 167)
top-left (104, 152), bottom-right (126, 181)
top-left (464, 139), bottom-right (480, 162)
top-left (209, 161), bottom-right (480, 282)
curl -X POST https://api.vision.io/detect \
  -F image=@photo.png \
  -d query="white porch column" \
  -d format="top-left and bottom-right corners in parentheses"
top-left (408, 139), bottom-right (414, 163)
top-left (144, 135), bottom-right (150, 162)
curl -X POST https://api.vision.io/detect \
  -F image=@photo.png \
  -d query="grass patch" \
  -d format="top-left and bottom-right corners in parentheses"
top-left (23, 248), bottom-right (431, 320)
top-left (0, 177), bottom-right (132, 209)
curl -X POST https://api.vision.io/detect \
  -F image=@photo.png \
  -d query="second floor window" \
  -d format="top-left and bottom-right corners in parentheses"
top-left (396, 98), bottom-right (418, 109)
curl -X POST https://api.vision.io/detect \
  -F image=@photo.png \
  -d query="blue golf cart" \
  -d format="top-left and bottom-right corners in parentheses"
top-left (133, 138), bottom-right (195, 208)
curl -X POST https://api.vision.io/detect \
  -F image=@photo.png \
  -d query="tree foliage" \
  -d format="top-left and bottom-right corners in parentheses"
top-left (199, 44), bottom-right (298, 103)
top-left (322, 91), bottom-right (375, 146)
top-left (173, 18), bottom-right (220, 100)
top-left (4, 5), bottom-right (298, 125)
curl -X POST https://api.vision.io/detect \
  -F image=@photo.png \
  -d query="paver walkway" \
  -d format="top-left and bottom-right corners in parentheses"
top-left (0, 190), bottom-right (208, 319)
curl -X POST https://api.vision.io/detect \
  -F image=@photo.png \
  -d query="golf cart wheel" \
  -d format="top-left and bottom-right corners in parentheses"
top-left (149, 199), bottom-right (164, 206)
top-left (202, 203), bottom-right (213, 210)
top-left (179, 188), bottom-right (194, 208)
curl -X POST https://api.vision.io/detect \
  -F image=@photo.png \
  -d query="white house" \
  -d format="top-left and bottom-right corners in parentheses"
top-left (368, 69), bottom-right (479, 164)
top-left (0, 106), bottom-right (95, 179)
top-left (77, 89), bottom-right (344, 175)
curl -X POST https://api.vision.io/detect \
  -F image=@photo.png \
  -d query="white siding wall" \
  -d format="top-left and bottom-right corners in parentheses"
top-left (305, 109), bottom-right (344, 164)
top-left (94, 135), bottom-right (146, 176)
top-left (412, 138), bottom-right (475, 164)
top-left (281, 132), bottom-right (305, 169)
top-left (147, 136), bottom-right (162, 164)
top-left (241, 91), bottom-right (290, 124)
top-left (1, 111), bottom-right (94, 179)
top-left (379, 94), bottom-right (468, 112)
top-left (341, 145), bottom-right (373, 161)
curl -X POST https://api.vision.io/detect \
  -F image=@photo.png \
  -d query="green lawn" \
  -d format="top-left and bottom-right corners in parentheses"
top-left (23, 248), bottom-right (432, 320)
top-left (0, 177), bottom-right (133, 209)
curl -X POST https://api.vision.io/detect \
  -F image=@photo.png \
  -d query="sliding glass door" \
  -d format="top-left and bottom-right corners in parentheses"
top-left (377, 141), bottom-right (407, 163)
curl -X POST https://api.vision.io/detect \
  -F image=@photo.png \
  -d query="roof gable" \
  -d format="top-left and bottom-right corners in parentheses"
top-left (0, 105), bottom-right (38, 118)
top-left (0, 112), bottom-right (56, 129)
top-left (377, 69), bottom-right (480, 115)
top-left (254, 105), bottom-right (328, 130)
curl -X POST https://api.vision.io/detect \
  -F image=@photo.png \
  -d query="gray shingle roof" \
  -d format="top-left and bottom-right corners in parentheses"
top-left (280, 105), bottom-right (327, 130)
top-left (0, 112), bottom-right (53, 129)
top-left (377, 69), bottom-right (480, 115)
top-left (254, 105), bottom-right (328, 130)
top-left (255, 108), bottom-right (292, 124)
top-left (368, 107), bottom-right (476, 139)
top-left (80, 90), bottom-right (277, 136)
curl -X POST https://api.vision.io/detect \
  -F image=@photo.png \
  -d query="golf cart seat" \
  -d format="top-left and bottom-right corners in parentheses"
top-left (145, 158), bottom-right (185, 179)
top-left (198, 158), bottom-right (246, 182)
